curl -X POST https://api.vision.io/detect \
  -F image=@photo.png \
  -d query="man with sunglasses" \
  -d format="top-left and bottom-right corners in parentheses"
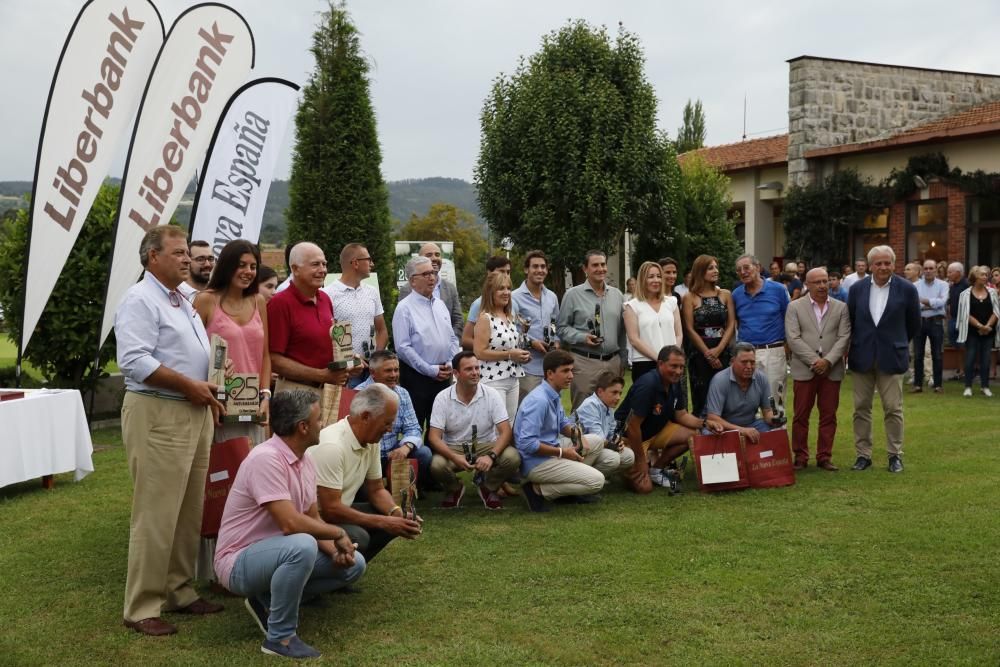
top-left (322, 243), bottom-right (388, 387)
top-left (116, 225), bottom-right (227, 636)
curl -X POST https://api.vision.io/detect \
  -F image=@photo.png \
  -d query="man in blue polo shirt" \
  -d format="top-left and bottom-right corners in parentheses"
top-left (732, 254), bottom-right (790, 421)
top-left (615, 345), bottom-right (723, 494)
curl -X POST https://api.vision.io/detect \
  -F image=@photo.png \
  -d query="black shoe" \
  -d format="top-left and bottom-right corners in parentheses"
top-left (522, 483), bottom-right (550, 513)
top-left (888, 455), bottom-right (904, 473)
top-left (851, 456), bottom-right (872, 471)
top-left (573, 494), bottom-right (602, 504)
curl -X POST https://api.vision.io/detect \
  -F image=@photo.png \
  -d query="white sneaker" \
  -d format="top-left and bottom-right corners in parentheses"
top-left (983, 387), bottom-right (993, 398)
top-left (963, 388), bottom-right (973, 397)
top-left (649, 468), bottom-right (665, 487)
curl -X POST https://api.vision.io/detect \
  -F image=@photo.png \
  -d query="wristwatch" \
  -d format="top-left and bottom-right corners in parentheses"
top-left (487, 451), bottom-right (498, 462)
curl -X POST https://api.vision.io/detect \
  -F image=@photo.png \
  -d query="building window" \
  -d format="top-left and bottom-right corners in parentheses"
top-left (966, 196), bottom-right (1000, 269)
top-left (906, 200), bottom-right (947, 263)
top-left (853, 208), bottom-right (889, 262)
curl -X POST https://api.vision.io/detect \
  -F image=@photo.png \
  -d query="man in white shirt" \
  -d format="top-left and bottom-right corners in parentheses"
top-left (840, 258), bottom-right (868, 293)
top-left (182, 239), bottom-right (214, 296)
top-left (322, 243), bottom-right (388, 387)
top-left (398, 242), bottom-right (464, 337)
top-left (115, 226), bottom-right (225, 636)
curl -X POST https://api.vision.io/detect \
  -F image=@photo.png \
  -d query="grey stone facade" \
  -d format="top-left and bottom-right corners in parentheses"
top-left (787, 57), bottom-right (1000, 185)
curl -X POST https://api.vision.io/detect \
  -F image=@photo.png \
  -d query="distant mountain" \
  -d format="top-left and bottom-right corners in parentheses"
top-left (0, 176), bottom-right (482, 245)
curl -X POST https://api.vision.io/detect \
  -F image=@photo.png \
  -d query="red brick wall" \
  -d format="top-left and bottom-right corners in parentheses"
top-left (888, 180), bottom-right (967, 272)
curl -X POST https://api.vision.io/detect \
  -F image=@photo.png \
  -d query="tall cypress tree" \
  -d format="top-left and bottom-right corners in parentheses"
top-left (286, 1), bottom-right (393, 310)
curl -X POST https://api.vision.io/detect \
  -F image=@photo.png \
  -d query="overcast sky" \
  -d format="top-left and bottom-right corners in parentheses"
top-left (3, 0), bottom-right (1000, 183)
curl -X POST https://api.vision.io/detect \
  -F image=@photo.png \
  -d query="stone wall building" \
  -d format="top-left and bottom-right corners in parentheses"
top-left (683, 56), bottom-right (1000, 273)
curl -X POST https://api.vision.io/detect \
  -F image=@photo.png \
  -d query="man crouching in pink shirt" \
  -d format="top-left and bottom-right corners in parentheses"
top-left (214, 390), bottom-right (366, 660)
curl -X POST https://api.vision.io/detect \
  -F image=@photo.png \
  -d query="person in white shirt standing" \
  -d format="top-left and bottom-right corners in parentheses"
top-left (115, 225), bottom-right (226, 636)
top-left (322, 243), bottom-right (388, 387)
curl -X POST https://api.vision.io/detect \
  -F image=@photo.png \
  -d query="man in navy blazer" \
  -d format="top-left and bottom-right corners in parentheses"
top-left (846, 246), bottom-right (921, 473)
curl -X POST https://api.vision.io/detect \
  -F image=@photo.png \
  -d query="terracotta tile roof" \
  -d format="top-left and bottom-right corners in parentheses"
top-left (679, 134), bottom-right (788, 172)
top-left (806, 100), bottom-right (1000, 158)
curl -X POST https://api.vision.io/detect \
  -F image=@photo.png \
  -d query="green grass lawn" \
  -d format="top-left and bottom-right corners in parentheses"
top-left (1, 376), bottom-right (998, 665)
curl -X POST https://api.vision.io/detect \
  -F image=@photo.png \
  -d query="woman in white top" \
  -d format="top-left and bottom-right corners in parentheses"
top-left (624, 261), bottom-right (683, 382)
top-left (474, 271), bottom-right (530, 419)
top-left (956, 265), bottom-right (1000, 396)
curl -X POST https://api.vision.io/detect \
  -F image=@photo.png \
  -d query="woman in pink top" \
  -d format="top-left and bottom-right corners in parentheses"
top-left (193, 239), bottom-right (271, 583)
top-left (195, 240), bottom-right (272, 425)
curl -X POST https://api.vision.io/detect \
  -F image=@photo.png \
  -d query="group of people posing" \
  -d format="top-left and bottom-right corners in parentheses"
top-left (113, 224), bottom-right (999, 658)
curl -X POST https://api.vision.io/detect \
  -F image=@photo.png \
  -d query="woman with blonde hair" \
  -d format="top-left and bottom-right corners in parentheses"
top-left (474, 271), bottom-right (530, 418)
top-left (624, 261), bottom-right (683, 381)
top-left (682, 254), bottom-right (736, 417)
top-left (956, 265), bottom-right (1000, 397)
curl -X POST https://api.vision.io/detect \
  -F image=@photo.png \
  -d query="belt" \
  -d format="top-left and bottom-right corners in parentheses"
top-left (923, 315), bottom-right (944, 321)
top-left (130, 389), bottom-right (188, 402)
top-left (573, 349), bottom-right (618, 361)
top-left (753, 341), bottom-right (785, 350)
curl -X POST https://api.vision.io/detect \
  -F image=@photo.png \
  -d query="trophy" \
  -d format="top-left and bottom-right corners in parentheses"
top-left (390, 457), bottom-right (418, 520)
top-left (543, 318), bottom-right (557, 350)
top-left (329, 320), bottom-right (356, 370)
top-left (209, 334), bottom-right (229, 401)
top-left (587, 304), bottom-right (603, 344)
top-left (461, 425), bottom-right (485, 485)
top-left (607, 409), bottom-right (632, 453)
top-left (361, 324), bottom-right (376, 362)
top-left (569, 414), bottom-right (586, 455)
top-left (769, 396), bottom-right (786, 427)
top-left (515, 316), bottom-right (532, 351)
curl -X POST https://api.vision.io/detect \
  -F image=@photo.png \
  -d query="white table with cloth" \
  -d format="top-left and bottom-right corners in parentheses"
top-left (0, 388), bottom-right (94, 488)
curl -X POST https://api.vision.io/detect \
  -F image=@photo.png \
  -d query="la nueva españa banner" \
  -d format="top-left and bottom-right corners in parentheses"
top-left (188, 77), bottom-right (299, 252)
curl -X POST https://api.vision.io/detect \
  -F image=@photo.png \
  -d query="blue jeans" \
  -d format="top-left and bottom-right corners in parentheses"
top-left (914, 317), bottom-right (944, 388)
top-left (228, 534), bottom-right (366, 642)
top-left (964, 334), bottom-right (993, 389)
top-left (948, 318), bottom-right (963, 349)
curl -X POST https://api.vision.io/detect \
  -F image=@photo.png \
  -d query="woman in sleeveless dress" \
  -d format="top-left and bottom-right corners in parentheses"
top-left (682, 254), bottom-right (735, 418)
top-left (474, 271), bottom-right (530, 420)
top-left (193, 239), bottom-right (271, 582)
top-left (624, 261), bottom-right (683, 382)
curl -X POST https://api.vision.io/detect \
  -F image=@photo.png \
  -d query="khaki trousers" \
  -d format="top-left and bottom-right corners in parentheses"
top-left (851, 369), bottom-right (904, 459)
top-left (570, 353), bottom-right (623, 412)
top-left (122, 392), bottom-right (213, 621)
top-left (526, 434), bottom-right (634, 499)
top-left (430, 441), bottom-right (521, 493)
top-left (755, 346), bottom-right (787, 419)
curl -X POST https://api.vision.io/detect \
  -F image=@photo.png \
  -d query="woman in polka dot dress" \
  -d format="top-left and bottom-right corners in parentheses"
top-left (474, 271), bottom-right (530, 420)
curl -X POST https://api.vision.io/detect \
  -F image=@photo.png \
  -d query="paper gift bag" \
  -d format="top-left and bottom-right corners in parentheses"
top-left (745, 429), bottom-right (795, 489)
top-left (693, 430), bottom-right (749, 493)
top-left (201, 435), bottom-right (253, 537)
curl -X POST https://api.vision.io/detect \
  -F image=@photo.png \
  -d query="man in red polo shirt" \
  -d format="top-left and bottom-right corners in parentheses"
top-left (269, 242), bottom-right (348, 395)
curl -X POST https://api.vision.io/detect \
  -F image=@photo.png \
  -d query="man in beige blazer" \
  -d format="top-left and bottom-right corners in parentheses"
top-left (785, 267), bottom-right (852, 470)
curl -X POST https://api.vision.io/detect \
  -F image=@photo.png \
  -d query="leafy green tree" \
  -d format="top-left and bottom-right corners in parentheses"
top-left (0, 183), bottom-right (117, 389)
top-left (783, 168), bottom-right (884, 269)
top-left (675, 99), bottom-right (707, 154)
top-left (398, 203), bottom-right (488, 309)
top-left (677, 155), bottom-right (741, 284)
top-left (475, 20), bottom-right (678, 294)
top-left (629, 138), bottom-right (683, 268)
top-left (286, 0), bottom-right (393, 310)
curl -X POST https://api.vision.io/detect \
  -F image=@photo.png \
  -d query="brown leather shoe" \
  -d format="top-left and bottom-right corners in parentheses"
top-left (817, 460), bottom-right (839, 471)
top-left (174, 598), bottom-right (224, 615)
top-left (124, 617), bottom-right (177, 636)
top-left (793, 461), bottom-right (807, 471)
top-left (909, 386), bottom-right (923, 393)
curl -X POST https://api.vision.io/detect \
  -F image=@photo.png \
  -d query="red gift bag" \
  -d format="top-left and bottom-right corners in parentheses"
top-left (744, 429), bottom-right (795, 489)
top-left (201, 435), bottom-right (252, 537)
top-left (693, 430), bottom-right (750, 493)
